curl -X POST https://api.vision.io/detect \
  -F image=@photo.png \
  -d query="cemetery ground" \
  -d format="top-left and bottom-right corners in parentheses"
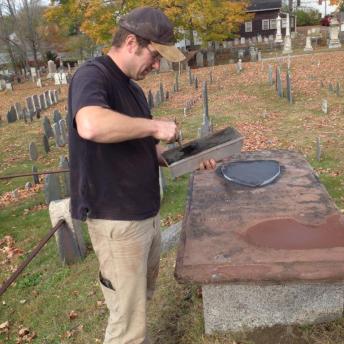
top-left (1, 50), bottom-right (344, 343)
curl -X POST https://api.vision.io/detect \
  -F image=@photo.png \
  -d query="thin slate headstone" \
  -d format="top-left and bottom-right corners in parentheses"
top-left (207, 51), bottom-right (215, 67)
top-left (22, 108), bottom-right (29, 123)
top-left (59, 155), bottom-right (70, 197)
top-left (159, 83), bottom-right (164, 102)
top-left (194, 77), bottom-right (198, 90)
top-left (44, 174), bottom-right (62, 204)
top-left (39, 94), bottom-right (47, 110)
top-left (268, 65), bottom-right (273, 86)
top-left (316, 137), bottom-right (321, 161)
top-left (7, 106), bottom-right (17, 123)
top-left (154, 90), bottom-right (161, 107)
top-left (52, 123), bottom-right (64, 147)
top-left (286, 71), bottom-right (292, 104)
top-left (54, 90), bottom-right (59, 102)
top-left (147, 90), bottom-right (154, 109)
top-left (14, 103), bottom-right (23, 120)
top-left (188, 68), bottom-right (192, 85)
top-left (33, 95), bottom-right (41, 111)
top-left (336, 82), bottom-right (340, 96)
top-left (43, 116), bottom-right (54, 138)
top-left (43, 134), bottom-right (50, 153)
top-left (32, 166), bottom-right (40, 184)
top-left (328, 83), bottom-right (334, 93)
top-left (175, 73), bottom-right (179, 92)
top-left (276, 67), bottom-right (283, 97)
top-left (59, 119), bottom-right (67, 144)
top-left (29, 142), bottom-right (38, 161)
top-left (50, 90), bottom-right (56, 104)
top-left (45, 91), bottom-right (52, 106)
top-left (26, 97), bottom-right (36, 117)
top-left (53, 110), bottom-right (62, 124)
top-left (196, 51), bottom-right (204, 67)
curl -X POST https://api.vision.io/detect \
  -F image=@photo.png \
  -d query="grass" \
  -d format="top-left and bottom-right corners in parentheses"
top-left (1, 49), bottom-right (344, 343)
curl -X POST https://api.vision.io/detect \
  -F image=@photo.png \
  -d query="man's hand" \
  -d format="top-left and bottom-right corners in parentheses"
top-left (152, 120), bottom-right (178, 143)
top-left (199, 159), bottom-right (217, 170)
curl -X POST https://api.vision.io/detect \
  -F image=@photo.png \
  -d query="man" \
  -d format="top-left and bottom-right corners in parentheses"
top-left (68, 7), bottom-right (216, 344)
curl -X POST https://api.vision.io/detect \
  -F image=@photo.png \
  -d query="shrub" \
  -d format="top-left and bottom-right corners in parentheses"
top-left (295, 9), bottom-right (321, 26)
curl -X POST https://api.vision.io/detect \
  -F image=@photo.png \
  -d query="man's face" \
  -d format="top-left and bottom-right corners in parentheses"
top-left (130, 41), bottom-right (162, 80)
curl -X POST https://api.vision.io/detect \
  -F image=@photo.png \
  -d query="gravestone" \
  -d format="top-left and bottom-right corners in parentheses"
top-left (268, 65), bottom-right (274, 86)
top-left (329, 83), bottom-right (334, 93)
top-left (59, 119), bottom-right (68, 144)
top-left (45, 90), bottom-right (52, 107)
top-left (276, 67), bottom-right (283, 97)
top-left (175, 73), bottom-right (179, 92)
top-left (53, 110), bottom-right (62, 124)
top-left (194, 77), bottom-right (198, 90)
top-left (48, 60), bottom-right (57, 78)
top-left (199, 81), bottom-right (213, 138)
top-left (196, 51), bottom-right (204, 67)
top-left (286, 71), bottom-right (292, 104)
top-left (188, 68), bottom-right (193, 85)
top-left (52, 123), bottom-right (64, 147)
top-left (234, 38), bottom-right (239, 45)
top-left (316, 137), bottom-right (321, 161)
top-left (336, 82), bottom-right (340, 96)
top-left (43, 134), bottom-right (50, 153)
top-left (30, 67), bottom-right (37, 78)
top-left (33, 95), bottom-right (41, 111)
top-left (159, 83), bottom-right (164, 102)
top-left (7, 107), bottom-right (17, 123)
top-left (43, 116), bottom-right (54, 138)
top-left (26, 96), bottom-right (36, 117)
top-left (238, 49), bottom-right (245, 59)
top-left (322, 99), bottom-right (328, 114)
top-left (14, 103), bottom-right (22, 120)
top-left (54, 90), bottom-right (59, 102)
top-left (59, 156), bottom-right (70, 197)
top-left (159, 58), bottom-right (172, 72)
top-left (207, 51), bottom-right (215, 67)
top-left (249, 47), bottom-right (257, 61)
top-left (50, 90), bottom-right (56, 104)
top-left (240, 37), bottom-right (245, 45)
top-left (328, 17), bottom-right (342, 49)
top-left (39, 94), bottom-right (47, 110)
top-left (147, 90), bottom-right (154, 109)
top-left (258, 51), bottom-right (262, 61)
top-left (36, 78), bottom-right (42, 88)
top-left (29, 142), bottom-right (38, 161)
top-left (257, 35), bottom-right (263, 43)
top-left (44, 174), bottom-right (62, 204)
top-left (304, 36), bottom-right (313, 52)
top-left (5, 83), bottom-right (13, 91)
top-left (0, 79), bottom-right (5, 90)
top-left (22, 108), bottom-right (29, 123)
top-left (154, 90), bottom-right (161, 107)
top-left (32, 166), bottom-right (40, 184)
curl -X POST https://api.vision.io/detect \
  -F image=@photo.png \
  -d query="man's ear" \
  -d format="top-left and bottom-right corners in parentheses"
top-left (125, 34), bottom-right (137, 54)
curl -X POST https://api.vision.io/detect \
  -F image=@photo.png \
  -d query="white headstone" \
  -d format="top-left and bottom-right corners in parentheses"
top-left (304, 36), bottom-right (313, 52)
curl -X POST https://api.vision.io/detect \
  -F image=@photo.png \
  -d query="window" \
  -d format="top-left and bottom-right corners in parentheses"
top-left (270, 19), bottom-right (277, 29)
top-left (282, 18), bottom-right (287, 28)
top-left (262, 19), bottom-right (270, 30)
top-left (245, 21), bottom-right (253, 32)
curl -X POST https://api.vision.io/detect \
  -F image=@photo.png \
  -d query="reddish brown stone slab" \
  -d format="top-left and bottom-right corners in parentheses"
top-left (175, 150), bottom-right (344, 284)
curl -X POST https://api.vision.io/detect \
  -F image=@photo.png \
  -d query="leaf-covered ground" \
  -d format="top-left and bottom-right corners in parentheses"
top-left (1, 49), bottom-right (344, 343)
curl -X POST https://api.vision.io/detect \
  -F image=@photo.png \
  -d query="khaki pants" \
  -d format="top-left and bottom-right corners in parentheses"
top-left (87, 215), bottom-right (161, 344)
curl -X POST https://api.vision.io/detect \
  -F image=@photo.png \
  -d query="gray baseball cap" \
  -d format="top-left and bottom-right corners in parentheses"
top-left (119, 7), bottom-right (185, 62)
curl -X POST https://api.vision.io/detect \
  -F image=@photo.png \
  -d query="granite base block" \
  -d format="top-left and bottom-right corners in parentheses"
top-left (202, 282), bottom-right (344, 334)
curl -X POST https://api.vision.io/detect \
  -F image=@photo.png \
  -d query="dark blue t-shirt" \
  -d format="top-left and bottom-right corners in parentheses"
top-left (68, 55), bottom-right (160, 221)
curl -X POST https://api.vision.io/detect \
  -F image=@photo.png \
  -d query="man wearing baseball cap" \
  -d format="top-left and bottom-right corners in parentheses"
top-left (68, 7), bottom-right (216, 343)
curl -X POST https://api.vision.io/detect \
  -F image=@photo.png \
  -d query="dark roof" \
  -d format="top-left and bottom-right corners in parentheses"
top-left (246, 0), bottom-right (282, 12)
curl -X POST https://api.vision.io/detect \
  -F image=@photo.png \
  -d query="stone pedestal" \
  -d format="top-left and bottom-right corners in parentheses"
top-left (328, 17), bottom-right (342, 49)
top-left (203, 282), bottom-right (344, 333)
top-left (304, 36), bottom-right (313, 52)
top-left (275, 15), bottom-right (283, 43)
top-left (283, 35), bottom-right (292, 54)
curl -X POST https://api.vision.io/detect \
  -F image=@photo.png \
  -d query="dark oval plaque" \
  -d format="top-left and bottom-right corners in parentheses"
top-left (221, 160), bottom-right (280, 187)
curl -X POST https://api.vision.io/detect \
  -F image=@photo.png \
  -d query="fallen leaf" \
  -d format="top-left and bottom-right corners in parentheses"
top-left (68, 310), bottom-right (78, 320)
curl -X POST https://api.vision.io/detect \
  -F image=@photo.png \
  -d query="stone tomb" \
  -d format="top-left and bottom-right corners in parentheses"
top-left (175, 150), bottom-right (344, 333)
